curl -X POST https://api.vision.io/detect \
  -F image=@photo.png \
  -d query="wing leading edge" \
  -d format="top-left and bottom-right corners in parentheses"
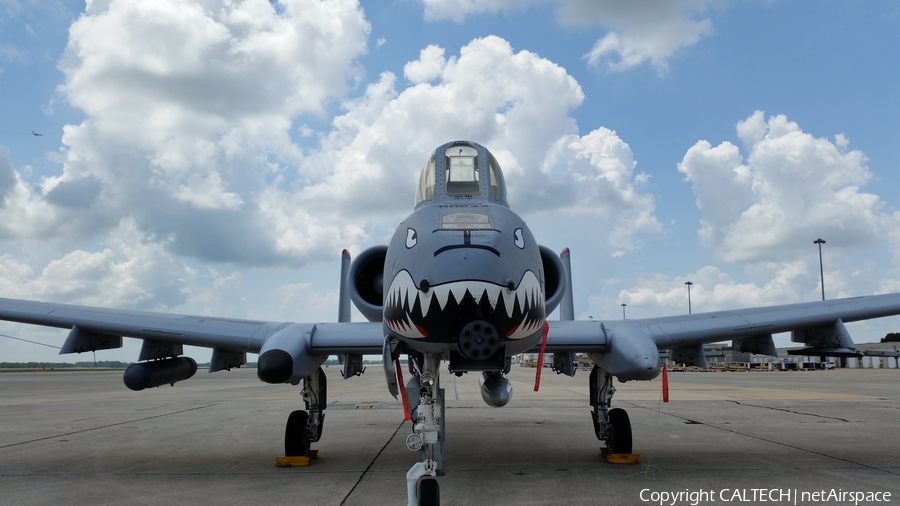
top-left (634, 292), bottom-right (900, 350)
top-left (536, 293), bottom-right (900, 380)
top-left (0, 297), bottom-right (385, 363)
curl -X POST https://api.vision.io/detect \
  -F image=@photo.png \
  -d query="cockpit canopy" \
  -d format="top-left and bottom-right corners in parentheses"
top-left (415, 141), bottom-right (508, 206)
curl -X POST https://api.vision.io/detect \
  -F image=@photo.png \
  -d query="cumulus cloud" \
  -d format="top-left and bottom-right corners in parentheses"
top-left (531, 129), bottom-right (661, 252)
top-left (176, 268), bottom-right (245, 317)
top-left (295, 36), bottom-right (659, 253)
top-left (0, 218), bottom-right (191, 309)
top-left (679, 111), bottom-right (891, 264)
top-left (569, 0), bottom-right (715, 73)
top-left (590, 255), bottom-right (899, 347)
top-left (420, 0), bottom-right (537, 21)
top-left (592, 111), bottom-right (900, 326)
top-left (300, 36), bottom-right (585, 213)
top-left (14, 0), bottom-right (373, 266)
top-left (594, 263), bottom-right (811, 320)
top-left (0, 147), bottom-right (92, 243)
top-left (0, 147), bottom-right (15, 204)
top-left (1, 3), bottom-right (661, 324)
top-left (403, 44), bottom-right (446, 83)
top-left (43, 175), bottom-right (102, 209)
top-left (270, 282), bottom-right (340, 321)
top-left (419, 0), bottom-right (717, 73)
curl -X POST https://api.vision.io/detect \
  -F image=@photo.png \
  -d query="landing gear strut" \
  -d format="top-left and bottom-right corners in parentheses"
top-left (284, 367), bottom-right (327, 456)
top-left (405, 353), bottom-right (444, 506)
top-left (590, 365), bottom-right (632, 454)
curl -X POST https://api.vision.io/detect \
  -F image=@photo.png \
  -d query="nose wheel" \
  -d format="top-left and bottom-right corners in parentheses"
top-left (418, 478), bottom-right (440, 506)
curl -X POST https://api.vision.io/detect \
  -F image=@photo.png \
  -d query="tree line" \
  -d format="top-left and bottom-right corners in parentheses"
top-left (0, 361), bottom-right (133, 369)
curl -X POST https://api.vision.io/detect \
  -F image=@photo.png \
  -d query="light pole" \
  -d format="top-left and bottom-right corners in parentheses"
top-left (621, 303), bottom-right (626, 319)
top-left (814, 238), bottom-right (826, 300)
top-left (685, 281), bottom-right (693, 314)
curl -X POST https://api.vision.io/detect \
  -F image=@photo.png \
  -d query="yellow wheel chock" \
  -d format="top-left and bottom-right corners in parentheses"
top-left (275, 450), bottom-right (319, 467)
top-left (600, 447), bottom-right (641, 464)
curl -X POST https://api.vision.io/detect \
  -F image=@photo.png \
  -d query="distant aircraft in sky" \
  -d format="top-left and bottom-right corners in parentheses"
top-left (2, 140), bottom-right (900, 505)
top-left (31, 131), bottom-right (42, 136)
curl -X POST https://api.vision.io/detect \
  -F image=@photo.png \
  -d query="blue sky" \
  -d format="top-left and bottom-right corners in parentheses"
top-left (1, 0), bottom-right (899, 362)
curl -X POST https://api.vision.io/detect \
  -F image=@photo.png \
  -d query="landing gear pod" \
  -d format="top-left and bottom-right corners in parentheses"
top-left (257, 323), bottom-right (325, 385)
top-left (123, 357), bottom-right (198, 391)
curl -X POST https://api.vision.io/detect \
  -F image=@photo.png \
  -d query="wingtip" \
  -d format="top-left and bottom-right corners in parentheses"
top-left (342, 249), bottom-right (350, 257)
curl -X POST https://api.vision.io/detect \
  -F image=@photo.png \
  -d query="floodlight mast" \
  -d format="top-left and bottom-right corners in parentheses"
top-left (685, 281), bottom-right (693, 314)
top-left (814, 238), bottom-right (826, 301)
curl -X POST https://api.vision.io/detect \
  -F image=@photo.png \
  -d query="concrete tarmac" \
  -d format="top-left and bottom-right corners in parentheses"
top-left (1, 366), bottom-right (899, 505)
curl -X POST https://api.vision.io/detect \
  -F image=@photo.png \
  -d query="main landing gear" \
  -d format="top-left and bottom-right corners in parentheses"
top-left (589, 365), bottom-right (632, 455)
top-left (404, 352), bottom-right (445, 506)
top-left (284, 367), bottom-right (327, 456)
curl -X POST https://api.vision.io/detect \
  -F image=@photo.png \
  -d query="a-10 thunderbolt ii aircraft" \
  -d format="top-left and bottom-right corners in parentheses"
top-left (3, 140), bottom-right (900, 505)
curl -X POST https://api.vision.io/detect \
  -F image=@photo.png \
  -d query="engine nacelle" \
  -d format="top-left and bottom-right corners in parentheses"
top-left (257, 323), bottom-right (325, 385)
top-left (479, 371), bottom-right (513, 407)
top-left (123, 356), bottom-right (197, 391)
top-left (539, 245), bottom-right (566, 315)
top-left (348, 245), bottom-right (388, 322)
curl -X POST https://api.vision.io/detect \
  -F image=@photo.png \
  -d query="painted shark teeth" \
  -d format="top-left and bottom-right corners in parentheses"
top-left (384, 312), bottom-right (426, 339)
top-left (384, 270), bottom-right (544, 340)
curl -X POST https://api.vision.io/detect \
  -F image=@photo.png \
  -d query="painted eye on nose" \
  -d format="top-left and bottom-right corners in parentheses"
top-left (513, 228), bottom-right (524, 249)
top-left (406, 228), bottom-right (418, 248)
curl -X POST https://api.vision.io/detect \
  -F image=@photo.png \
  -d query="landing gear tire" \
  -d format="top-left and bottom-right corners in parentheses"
top-left (418, 478), bottom-right (440, 506)
top-left (285, 410), bottom-right (311, 456)
top-left (607, 408), bottom-right (632, 454)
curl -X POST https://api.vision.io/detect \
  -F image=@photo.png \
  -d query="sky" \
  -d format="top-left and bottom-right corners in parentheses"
top-left (0, 0), bottom-right (899, 363)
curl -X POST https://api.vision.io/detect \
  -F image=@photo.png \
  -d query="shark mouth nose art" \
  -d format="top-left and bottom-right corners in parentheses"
top-left (383, 270), bottom-right (546, 341)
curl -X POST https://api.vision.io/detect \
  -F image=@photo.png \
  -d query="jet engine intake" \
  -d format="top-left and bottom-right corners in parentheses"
top-left (123, 356), bottom-right (197, 391)
top-left (479, 371), bottom-right (512, 407)
top-left (348, 245), bottom-right (388, 322)
top-left (539, 245), bottom-right (566, 315)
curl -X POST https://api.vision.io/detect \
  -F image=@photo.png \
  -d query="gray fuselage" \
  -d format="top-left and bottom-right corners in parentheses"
top-left (382, 141), bottom-right (548, 364)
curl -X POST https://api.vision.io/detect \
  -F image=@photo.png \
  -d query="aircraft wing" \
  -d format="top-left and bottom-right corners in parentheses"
top-left (536, 293), bottom-right (900, 380)
top-left (629, 292), bottom-right (900, 351)
top-left (0, 297), bottom-right (385, 366)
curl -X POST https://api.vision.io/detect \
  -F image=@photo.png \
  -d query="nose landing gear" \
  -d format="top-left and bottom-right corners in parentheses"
top-left (405, 353), bottom-right (445, 506)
